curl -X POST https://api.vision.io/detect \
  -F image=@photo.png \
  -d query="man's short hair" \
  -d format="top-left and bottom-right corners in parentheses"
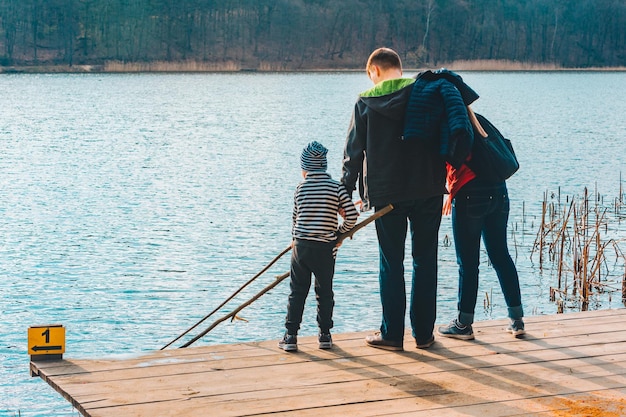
top-left (366, 48), bottom-right (402, 73)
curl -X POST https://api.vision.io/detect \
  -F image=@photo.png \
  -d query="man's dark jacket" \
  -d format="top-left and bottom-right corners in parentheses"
top-left (341, 78), bottom-right (447, 210)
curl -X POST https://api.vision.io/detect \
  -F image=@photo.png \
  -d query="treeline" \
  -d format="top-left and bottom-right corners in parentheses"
top-left (0, 0), bottom-right (624, 70)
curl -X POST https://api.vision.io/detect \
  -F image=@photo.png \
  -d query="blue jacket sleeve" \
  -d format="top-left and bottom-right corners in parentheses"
top-left (440, 82), bottom-right (473, 168)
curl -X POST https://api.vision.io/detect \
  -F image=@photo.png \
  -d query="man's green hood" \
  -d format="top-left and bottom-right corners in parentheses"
top-left (360, 78), bottom-right (415, 97)
top-left (358, 78), bottom-right (414, 121)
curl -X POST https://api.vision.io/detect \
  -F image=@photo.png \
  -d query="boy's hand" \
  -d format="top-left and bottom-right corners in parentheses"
top-left (339, 202), bottom-right (361, 219)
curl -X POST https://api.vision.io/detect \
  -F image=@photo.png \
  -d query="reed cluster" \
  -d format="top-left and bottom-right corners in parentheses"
top-left (532, 178), bottom-right (626, 312)
top-left (103, 60), bottom-right (242, 72)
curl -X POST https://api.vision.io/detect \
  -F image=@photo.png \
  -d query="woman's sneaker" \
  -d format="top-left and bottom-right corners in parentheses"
top-left (437, 319), bottom-right (475, 340)
top-left (507, 319), bottom-right (525, 337)
top-left (318, 332), bottom-right (333, 349)
top-left (278, 333), bottom-right (298, 352)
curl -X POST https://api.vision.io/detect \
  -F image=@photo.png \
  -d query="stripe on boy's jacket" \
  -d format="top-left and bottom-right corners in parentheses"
top-left (292, 172), bottom-right (357, 243)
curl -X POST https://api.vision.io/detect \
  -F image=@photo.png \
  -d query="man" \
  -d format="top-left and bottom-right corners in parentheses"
top-left (341, 48), bottom-right (447, 350)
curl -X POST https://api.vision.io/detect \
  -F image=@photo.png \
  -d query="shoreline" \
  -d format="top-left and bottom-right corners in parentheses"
top-left (2, 59), bottom-right (626, 74)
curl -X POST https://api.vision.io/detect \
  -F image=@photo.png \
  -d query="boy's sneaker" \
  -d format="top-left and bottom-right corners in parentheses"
top-left (437, 319), bottom-right (475, 340)
top-left (318, 332), bottom-right (333, 349)
top-left (278, 333), bottom-right (298, 352)
top-left (507, 319), bottom-right (525, 337)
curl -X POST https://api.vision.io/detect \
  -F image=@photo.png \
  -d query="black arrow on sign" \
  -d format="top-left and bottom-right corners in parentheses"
top-left (31, 345), bottom-right (62, 352)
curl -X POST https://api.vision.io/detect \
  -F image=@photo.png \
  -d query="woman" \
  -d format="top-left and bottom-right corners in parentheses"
top-left (438, 108), bottom-right (525, 340)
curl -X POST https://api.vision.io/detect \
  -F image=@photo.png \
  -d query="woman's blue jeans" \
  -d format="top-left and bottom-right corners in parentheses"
top-left (374, 196), bottom-right (442, 344)
top-left (451, 180), bottom-right (523, 325)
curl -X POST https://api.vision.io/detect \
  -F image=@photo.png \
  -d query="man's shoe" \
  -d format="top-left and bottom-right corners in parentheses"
top-left (318, 332), bottom-right (333, 349)
top-left (507, 319), bottom-right (525, 337)
top-left (437, 319), bottom-right (475, 340)
top-left (365, 332), bottom-right (403, 351)
top-left (278, 333), bottom-right (298, 352)
top-left (415, 335), bottom-right (435, 349)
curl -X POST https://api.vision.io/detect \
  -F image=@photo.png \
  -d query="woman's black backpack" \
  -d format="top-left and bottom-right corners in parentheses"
top-left (466, 113), bottom-right (519, 181)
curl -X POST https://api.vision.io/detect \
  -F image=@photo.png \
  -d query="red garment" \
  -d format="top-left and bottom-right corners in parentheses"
top-left (443, 162), bottom-right (476, 215)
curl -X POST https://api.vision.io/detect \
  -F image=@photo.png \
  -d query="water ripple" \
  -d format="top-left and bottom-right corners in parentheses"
top-left (1, 72), bottom-right (625, 416)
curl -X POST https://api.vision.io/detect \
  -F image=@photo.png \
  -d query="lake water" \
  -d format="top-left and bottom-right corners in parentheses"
top-left (1, 71), bottom-right (625, 416)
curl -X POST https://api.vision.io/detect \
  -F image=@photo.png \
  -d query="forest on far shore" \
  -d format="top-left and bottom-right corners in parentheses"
top-left (0, 0), bottom-right (625, 72)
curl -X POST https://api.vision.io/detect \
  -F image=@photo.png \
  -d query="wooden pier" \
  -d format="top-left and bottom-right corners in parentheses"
top-left (31, 308), bottom-right (626, 416)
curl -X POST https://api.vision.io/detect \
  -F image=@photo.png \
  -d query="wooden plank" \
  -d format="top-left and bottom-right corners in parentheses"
top-left (31, 308), bottom-right (626, 417)
top-left (49, 336), bottom-right (626, 396)
top-left (77, 369), bottom-right (626, 417)
top-left (35, 326), bottom-right (624, 388)
top-left (36, 313), bottom-right (626, 385)
top-left (37, 322), bottom-right (626, 392)
top-left (33, 308), bottom-right (626, 381)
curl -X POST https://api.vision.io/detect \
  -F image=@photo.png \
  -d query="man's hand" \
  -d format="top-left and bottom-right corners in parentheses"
top-left (339, 200), bottom-right (362, 219)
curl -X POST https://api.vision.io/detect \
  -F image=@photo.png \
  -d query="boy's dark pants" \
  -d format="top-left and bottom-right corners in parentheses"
top-left (285, 240), bottom-right (336, 334)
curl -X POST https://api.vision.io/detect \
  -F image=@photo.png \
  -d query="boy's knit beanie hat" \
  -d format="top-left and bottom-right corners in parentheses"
top-left (300, 141), bottom-right (328, 172)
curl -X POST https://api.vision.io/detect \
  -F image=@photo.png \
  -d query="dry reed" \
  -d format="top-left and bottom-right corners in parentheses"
top-left (532, 181), bottom-right (626, 312)
top-left (103, 60), bottom-right (242, 72)
top-left (442, 59), bottom-right (626, 71)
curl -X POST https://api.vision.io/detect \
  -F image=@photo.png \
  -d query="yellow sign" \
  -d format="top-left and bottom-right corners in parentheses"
top-left (28, 325), bottom-right (65, 355)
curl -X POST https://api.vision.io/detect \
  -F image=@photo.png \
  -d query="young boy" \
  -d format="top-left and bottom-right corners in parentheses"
top-left (279, 141), bottom-right (358, 352)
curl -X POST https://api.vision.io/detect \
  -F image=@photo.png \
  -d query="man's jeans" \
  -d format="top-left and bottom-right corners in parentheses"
top-left (452, 180), bottom-right (523, 325)
top-left (375, 196), bottom-right (442, 344)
